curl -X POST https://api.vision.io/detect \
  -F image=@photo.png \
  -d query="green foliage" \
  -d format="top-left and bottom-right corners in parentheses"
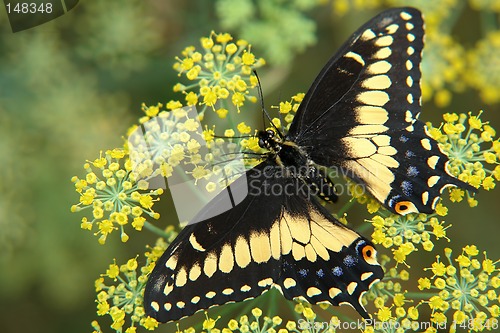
top-left (216, 0), bottom-right (319, 65)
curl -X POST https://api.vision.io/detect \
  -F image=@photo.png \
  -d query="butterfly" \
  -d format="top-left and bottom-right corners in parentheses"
top-left (144, 7), bottom-right (475, 323)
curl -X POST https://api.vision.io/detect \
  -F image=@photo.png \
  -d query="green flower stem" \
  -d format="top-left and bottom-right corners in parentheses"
top-left (405, 292), bottom-right (438, 299)
top-left (224, 99), bottom-right (237, 131)
top-left (336, 198), bottom-right (356, 217)
top-left (332, 312), bottom-right (355, 324)
top-left (356, 222), bottom-right (372, 234)
top-left (144, 221), bottom-right (171, 238)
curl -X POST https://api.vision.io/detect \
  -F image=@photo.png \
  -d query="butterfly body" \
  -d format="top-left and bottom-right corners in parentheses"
top-left (145, 7), bottom-right (475, 323)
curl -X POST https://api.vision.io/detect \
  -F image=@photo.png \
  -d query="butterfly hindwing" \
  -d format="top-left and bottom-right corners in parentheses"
top-left (287, 7), bottom-right (474, 214)
top-left (144, 161), bottom-right (383, 322)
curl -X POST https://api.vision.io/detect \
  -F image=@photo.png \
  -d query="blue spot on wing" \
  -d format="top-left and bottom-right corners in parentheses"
top-left (405, 150), bottom-right (416, 158)
top-left (343, 255), bottom-right (358, 267)
top-left (299, 269), bottom-right (308, 278)
top-left (401, 180), bottom-right (413, 196)
top-left (407, 166), bottom-right (419, 177)
top-left (332, 266), bottom-right (343, 277)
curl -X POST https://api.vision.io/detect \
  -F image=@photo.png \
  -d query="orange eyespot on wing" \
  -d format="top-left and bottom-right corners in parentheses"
top-left (362, 245), bottom-right (378, 266)
top-left (394, 201), bottom-right (419, 215)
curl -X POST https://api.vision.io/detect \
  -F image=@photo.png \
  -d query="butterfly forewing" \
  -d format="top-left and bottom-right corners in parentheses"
top-left (144, 161), bottom-right (383, 322)
top-left (288, 7), bottom-right (474, 215)
top-left (288, 8), bottom-right (422, 136)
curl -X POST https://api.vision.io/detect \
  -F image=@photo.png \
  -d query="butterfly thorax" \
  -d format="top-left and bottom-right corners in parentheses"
top-left (257, 129), bottom-right (312, 178)
top-left (257, 129), bottom-right (339, 203)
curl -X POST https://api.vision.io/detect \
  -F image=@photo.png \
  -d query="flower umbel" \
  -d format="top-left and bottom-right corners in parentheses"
top-left (427, 111), bottom-right (499, 195)
top-left (71, 149), bottom-right (162, 244)
top-left (421, 246), bottom-right (500, 331)
top-left (173, 31), bottom-right (265, 117)
top-left (93, 237), bottom-right (172, 333)
top-left (369, 212), bottom-right (451, 264)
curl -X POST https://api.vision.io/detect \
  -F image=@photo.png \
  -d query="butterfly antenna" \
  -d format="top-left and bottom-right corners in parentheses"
top-left (253, 70), bottom-right (284, 139)
top-left (212, 134), bottom-right (255, 139)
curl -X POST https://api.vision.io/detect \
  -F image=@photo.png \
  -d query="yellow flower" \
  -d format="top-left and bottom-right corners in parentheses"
top-left (242, 51), bottom-right (255, 65)
top-left (125, 258), bottom-right (138, 271)
top-left (302, 307), bottom-right (316, 320)
top-left (285, 321), bottom-right (296, 330)
top-left (237, 122), bottom-right (252, 134)
top-left (393, 293), bottom-right (406, 307)
top-left (106, 263), bottom-right (120, 279)
top-left (482, 257), bottom-right (496, 274)
top-left (431, 311), bottom-right (447, 324)
top-left (449, 188), bottom-right (464, 202)
top-left (279, 101), bottom-right (292, 113)
top-left (232, 92), bottom-right (245, 108)
top-left (142, 317), bottom-right (158, 330)
top-left (97, 301), bottom-right (110, 316)
top-left (434, 203), bottom-right (448, 216)
top-left (408, 306), bottom-right (419, 320)
top-left (376, 306), bottom-right (392, 321)
top-left (249, 308), bottom-right (262, 320)
top-left (228, 319), bottom-right (238, 330)
top-left (482, 176), bottom-right (496, 190)
top-left (216, 108), bottom-right (229, 118)
top-left (431, 260), bottom-right (447, 276)
top-left (203, 316), bottom-right (218, 330)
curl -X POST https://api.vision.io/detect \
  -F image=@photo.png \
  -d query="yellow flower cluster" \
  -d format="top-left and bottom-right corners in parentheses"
top-left (173, 31), bottom-right (265, 117)
top-left (419, 246), bottom-right (500, 331)
top-left (175, 306), bottom-right (292, 333)
top-left (360, 255), bottom-right (430, 332)
top-left (71, 149), bottom-right (162, 244)
top-left (369, 210), bottom-right (450, 265)
top-left (129, 103), bottom-right (209, 181)
top-left (427, 111), bottom-right (499, 196)
top-left (92, 236), bottom-right (173, 333)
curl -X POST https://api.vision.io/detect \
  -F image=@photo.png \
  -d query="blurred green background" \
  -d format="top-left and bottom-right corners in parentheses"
top-left (0, 1), bottom-right (499, 333)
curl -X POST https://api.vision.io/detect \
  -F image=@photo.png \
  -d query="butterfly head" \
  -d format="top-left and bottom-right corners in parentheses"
top-left (257, 129), bottom-right (281, 152)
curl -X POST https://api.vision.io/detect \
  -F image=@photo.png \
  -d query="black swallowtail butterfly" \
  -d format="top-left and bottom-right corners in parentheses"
top-left (144, 7), bottom-right (475, 322)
